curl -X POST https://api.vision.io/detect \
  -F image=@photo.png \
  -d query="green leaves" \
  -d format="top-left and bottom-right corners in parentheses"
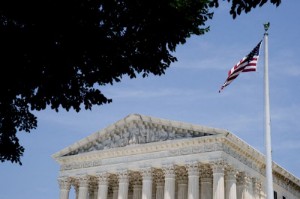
top-left (0, 0), bottom-right (281, 164)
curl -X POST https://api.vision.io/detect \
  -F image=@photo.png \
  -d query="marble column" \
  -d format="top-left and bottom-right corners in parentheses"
top-left (75, 185), bottom-right (79, 199)
top-left (112, 186), bottom-right (119, 199)
top-left (78, 176), bottom-right (90, 199)
top-left (186, 163), bottom-right (199, 199)
top-left (118, 171), bottom-right (129, 199)
top-left (237, 173), bottom-right (251, 199)
top-left (248, 177), bottom-right (254, 199)
top-left (155, 174), bottom-right (164, 199)
top-left (89, 184), bottom-right (98, 199)
top-left (97, 173), bottom-right (109, 199)
top-left (58, 177), bottom-right (71, 199)
top-left (200, 167), bottom-right (213, 199)
top-left (141, 168), bottom-right (153, 199)
top-left (252, 178), bottom-right (262, 199)
top-left (94, 187), bottom-right (99, 199)
top-left (163, 165), bottom-right (176, 199)
top-left (212, 162), bottom-right (225, 199)
top-left (177, 178), bottom-right (188, 199)
top-left (244, 174), bottom-right (252, 199)
top-left (133, 184), bottom-right (142, 199)
top-left (225, 168), bottom-right (237, 199)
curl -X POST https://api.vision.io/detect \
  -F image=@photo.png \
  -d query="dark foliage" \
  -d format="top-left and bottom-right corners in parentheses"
top-left (0, 0), bottom-right (281, 165)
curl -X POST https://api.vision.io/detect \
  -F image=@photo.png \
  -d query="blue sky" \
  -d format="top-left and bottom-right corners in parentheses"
top-left (1, 1), bottom-right (300, 199)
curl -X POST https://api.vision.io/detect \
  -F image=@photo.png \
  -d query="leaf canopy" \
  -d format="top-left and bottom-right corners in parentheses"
top-left (0, 0), bottom-right (281, 164)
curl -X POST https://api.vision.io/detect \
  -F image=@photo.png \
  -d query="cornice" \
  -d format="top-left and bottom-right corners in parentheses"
top-left (224, 133), bottom-right (300, 188)
top-left (56, 134), bottom-right (225, 165)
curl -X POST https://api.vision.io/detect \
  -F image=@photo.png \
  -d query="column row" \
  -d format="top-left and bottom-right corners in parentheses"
top-left (58, 163), bottom-right (262, 199)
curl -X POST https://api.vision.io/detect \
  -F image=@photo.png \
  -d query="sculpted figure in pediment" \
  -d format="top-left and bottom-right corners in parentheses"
top-left (158, 128), bottom-right (168, 141)
top-left (168, 128), bottom-right (175, 140)
top-left (103, 135), bottom-right (113, 149)
top-left (128, 126), bottom-right (140, 144)
top-left (121, 130), bottom-right (130, 146)
top-left (95, 141), bottom-right (104, 150)
top-left (148, 128), bottom-right (156, 143)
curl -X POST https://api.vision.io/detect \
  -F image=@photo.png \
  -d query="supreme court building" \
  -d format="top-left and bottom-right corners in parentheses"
top-left (52, 114), bottom-right (300, 199)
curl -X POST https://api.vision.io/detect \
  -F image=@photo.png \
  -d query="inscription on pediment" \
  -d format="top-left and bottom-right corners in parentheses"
top-left (65, 121), bottom-right (212, 156)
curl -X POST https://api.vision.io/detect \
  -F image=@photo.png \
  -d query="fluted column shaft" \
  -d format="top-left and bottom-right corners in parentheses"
top-left (201, 177), bottom-right (213, 199)
top-left (156, 181), bottom-right (164, 199)
top-left (177, 179), bottom-right (188, 199)
top-left (212, 163), bottom-right (225, 199)
top-left (163, 166), bottom-right (176, 199)
top-left (94, 189), bottom-right (98, 199)
top-left (142, 168), bottom-right (153, 199)
top-left (247, 178), bottom-right (254, 199)
top-left (118, 171), bottom-right (129, 199)
top-left (89, 185), bottom-right (97, 199)
top-left (78, 177), bottom-right (89, 199)
top-left (97, 173), bottom-right (108, 199)
top-left (133, 184), bottom-right (142, 199)
top-left (58, 178), bottom-right (71, 199)
top-left (253, 179), bottom-right (261, 199)
top-left (75, 186), bottom-right (79, 199)
top-left (112, 186), bottom-right (119, 199)
top-left (237, 173), bottom-right (251, 199)
top-left (200, 167), bottom-right (213, 199)
top-left (187, 164), bottom-right (199, 199)
top-left (225, 169), bottom-right (237, 199)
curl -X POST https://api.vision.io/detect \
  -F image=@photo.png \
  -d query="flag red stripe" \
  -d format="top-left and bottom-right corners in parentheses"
top-left (219, 40), bottom-right (262, 92)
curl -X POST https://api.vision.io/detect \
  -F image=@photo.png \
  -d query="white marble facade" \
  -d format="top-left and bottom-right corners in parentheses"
top-left (52, 114), bottom-right (300, 199)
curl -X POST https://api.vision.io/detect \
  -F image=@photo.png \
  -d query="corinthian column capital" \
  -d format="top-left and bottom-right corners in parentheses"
top-left (200, 165), bottom-right (212, 178)
top-left (96, 172), bottom-right (109, 185)
top-left (226, 167), bottom-right (238, 181)
top-left (176, 166), bottom-right (188, 183)
top-left (186, 162), bottom-right (199, 176)
top-left (58, 177), bottom-right (71, 190)
top-left (253, 178), bottom-right (262, 191)
top-left (117, 170), bottom-right (129, 183)
top-left (212, 160), bottom-right (226, 174)
top-left (162, 165), bottom-right (175, 178)
top-left (253, 178), bottom-right (262, 199)
top-left (78, 175), bottom-right (90, 187)
top-left (237, 172), bottom-right (251, 187)
top-left (154, 169), bottom-right (164, 185)
top-left (140, 167), bottom-right (153, 180)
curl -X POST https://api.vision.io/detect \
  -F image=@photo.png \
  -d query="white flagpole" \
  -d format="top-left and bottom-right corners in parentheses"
top-left (263, 22), bottom-right (274, 199)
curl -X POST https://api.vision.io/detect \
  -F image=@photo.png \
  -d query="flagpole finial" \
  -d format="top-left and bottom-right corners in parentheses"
top-left (264, 22), bottom-right (270, 34)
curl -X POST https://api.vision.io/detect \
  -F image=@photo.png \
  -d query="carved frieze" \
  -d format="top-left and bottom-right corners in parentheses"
top-left (61, 159), bottom-right (102, 170)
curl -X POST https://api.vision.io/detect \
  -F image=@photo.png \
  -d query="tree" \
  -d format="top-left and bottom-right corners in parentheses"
top-left (0, 0), bottom-right (281, 165)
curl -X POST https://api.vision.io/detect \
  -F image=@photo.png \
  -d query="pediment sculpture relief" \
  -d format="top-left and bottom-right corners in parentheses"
top-left (65, 121), bottom-right (212, 156)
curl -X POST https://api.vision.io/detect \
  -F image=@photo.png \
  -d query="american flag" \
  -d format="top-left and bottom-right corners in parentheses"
top-left (219, 40), bottom-right (262, 93)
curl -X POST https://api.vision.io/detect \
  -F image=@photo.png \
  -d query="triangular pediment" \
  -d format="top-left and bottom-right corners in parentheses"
top-left (52, 114), bottom-right (228, 158)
